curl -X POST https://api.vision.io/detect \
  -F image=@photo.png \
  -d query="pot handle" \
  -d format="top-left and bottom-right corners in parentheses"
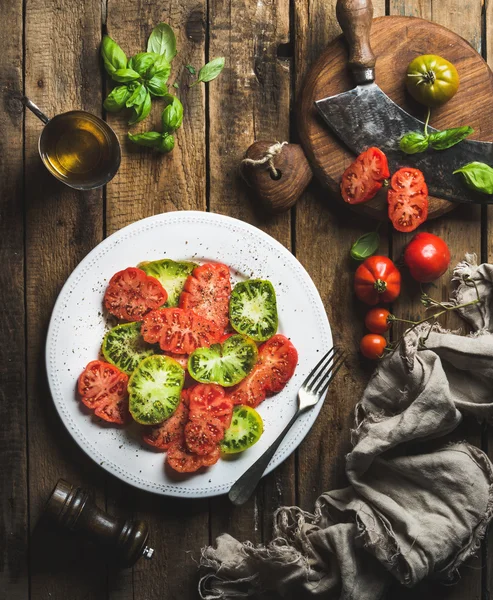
top-left (336, 0), bottom-right (376, 84)
top-left (22, 96), bottom-right (50, 124)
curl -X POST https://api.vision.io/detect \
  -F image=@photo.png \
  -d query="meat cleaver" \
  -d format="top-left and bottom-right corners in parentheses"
top-left (315, 0), bottom-right (493, 204)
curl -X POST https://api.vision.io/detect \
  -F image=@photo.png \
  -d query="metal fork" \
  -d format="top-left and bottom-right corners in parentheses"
top-left (228, 347), bottom-right (345, 506)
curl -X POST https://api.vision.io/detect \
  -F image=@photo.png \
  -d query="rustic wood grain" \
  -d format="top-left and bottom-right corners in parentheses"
top-left (24, 0), bottom-right (107, 598)
top-left (104, 2), bottom-right (209, 599)
top-left (0, 1), bottom-right (28, 599)
top-left (207, 0), bottom-right (293, 546)
top-left (298, 16), bottom-right (493, 221)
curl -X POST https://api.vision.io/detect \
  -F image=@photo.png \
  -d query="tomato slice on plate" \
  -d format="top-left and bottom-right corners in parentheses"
top-left (78, 360), bottom-right (129, 424)
top-left (141, 308), bottom-right (222, 354)
top-left (142, 394), bottom-right (189, 450)
top-left (229, 334), bottom-right (298, 408)
top-left (179, 263), bottom-right (231, 331)
top-left (188, 383), bottom-right (234, 428)
top-left (166, 441), bottom-right (205, 473)
top-left (200, 445), bottom-right (221, 467)
top-left (184, 417), bottom-right (225, 455)
top-left (388, 167), bottom-right (428, 232)
top-left (341, 147), bottom-right (390, 205)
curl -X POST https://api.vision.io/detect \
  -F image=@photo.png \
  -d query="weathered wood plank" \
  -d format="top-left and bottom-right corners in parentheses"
top-left (207, 0), bottom-right (293, 545)
top-left (24, 0), bottom-right (107, 598)
top-left (387, 1), bottom-right (483, 599)
top-left (104, 2), bottom-right (209, 599)
top-left (0, 1), bottom-right (28, 598)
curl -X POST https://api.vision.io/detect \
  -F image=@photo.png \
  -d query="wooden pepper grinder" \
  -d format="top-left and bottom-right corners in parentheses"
top-left (44, 479), bottom-right (154, 567)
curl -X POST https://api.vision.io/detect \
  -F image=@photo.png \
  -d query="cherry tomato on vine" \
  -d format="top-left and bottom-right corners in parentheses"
top-left (403, 232), bottom-right (451, 283)
top-left (354, 256), bottom-right (401, 305)
top-left (406, 55), bottom-right (460, 107)
top-left (365, 308), bottom-right (392, 334)
top-left (360, 334), bottom-right (387, 360)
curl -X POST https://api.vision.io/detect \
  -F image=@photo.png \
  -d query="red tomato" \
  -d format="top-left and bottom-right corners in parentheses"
top-left (201, 445), bottom-right (221, 467)
top-left (365, 307), bottom-right (392, 334)
top-left (142, 395), bottom-right (189, 450)
top-left (388, 168), bottom-right (428, 232)
top-left (163, 352), bottom-right (189, 370)
top-left (340, 147), bottom-right (390, 204)
top-left (188, 384), bottom-right (233, 428)
top-left (360, 334), bottom-right (387, 359)
top-left (104, 267), bottom-right (167, 321)
top-left (166, 441), bottom-right (205, 473)
top-left (354, 256), bottom-right (401, 305)
top-left (141, 308), bottom-right (222, 354)
top-left (403, 232), bottom-right (451, 283)
top-left (78, 360), bottom-right (129, 424)
top-left (179, 263), bottom-right (231, 331)
top-left (229, 334), bottom-right (298, 408)
top-left (185, 417), bottom-right (225, 455)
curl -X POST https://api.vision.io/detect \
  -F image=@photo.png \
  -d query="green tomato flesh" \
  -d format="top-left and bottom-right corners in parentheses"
top-left (128, 355), bottom-right (184, 424)
top-left (138, 259), bottom-right (197, 306)
top-left (188, 334), bottom-right (258, 387)
top-left (220, 405), bottom-right (263, 454)
top-left (229, 280), bottom-right (278, 342)
top-left (102, 322), bottom-right (156, 375)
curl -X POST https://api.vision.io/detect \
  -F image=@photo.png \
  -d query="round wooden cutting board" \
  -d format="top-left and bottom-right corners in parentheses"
top-left (298, 16), bottom-right (493, 220)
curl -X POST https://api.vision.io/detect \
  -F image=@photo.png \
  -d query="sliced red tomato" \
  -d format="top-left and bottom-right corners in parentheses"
top-left (141, 308), bottom-right (222, 354)
top-left (142, 396), bottom-right (189, 450)
top-left (163, 352), bottom-right (189, 370)
top-left (78, 360), bottom-right (129, 424)
top-left (166, 441), bottom-right (205, 473)
top-left (341, 147), bottom-right (390, 205)
top-left (104, 267), bottom-right (168, 322)
top-left (184, 417), bottom-right (225, 455)
top-left (388, 168), bottom-right (428, 232)
top-left (229, 334), bottom-right (298, 408)
top-left (179, 263), bottom-right (231, 331)
top-left (201, 445), bottom-right (221, 467)
top-left (188, 384), bottom-right (233, 428)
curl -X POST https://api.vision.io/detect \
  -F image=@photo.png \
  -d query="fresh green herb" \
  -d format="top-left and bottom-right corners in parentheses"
top-left (128, 131), bottom-right (162, 148)
top-left (147, 23), bottom-right (177, 61)
top-left (112, 68), bottom-right (141, 83)
top-left (453, 162), bottom-right (493, 195)
top-left (191, 57), bottom-right (225, 86)
top-left (148, 55), bottom-right (171, 79)
top-left (131, 52), bottom-right (160, 77)
top-left (103, 85), bottom-right (131, 112)
top-left (159, 133), bottom-right (175, 153)
top-left (399, 132), bottom-right (429, 155)
top-left (125, 82), bottom-right (147, 108)
top-left (101, 36), bottom-right (127, 75)
top-left (173, 82), bottom-right (179, 89)
top-left (128, 90), bottom-right (152, 125)
top-left (350, 232), bottom-right (380, 261)
top-left (147, 73), bottom-right (168, 97)
top-left (161, 94), bottom-right (184, 133)
top-left (428, 126), bottom-right (474, 150)
top-left (185, 64), bottom-right (196, 75)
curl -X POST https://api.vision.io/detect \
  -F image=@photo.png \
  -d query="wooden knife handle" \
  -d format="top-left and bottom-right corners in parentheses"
top-left (336, 0), bottom-right (376, 84)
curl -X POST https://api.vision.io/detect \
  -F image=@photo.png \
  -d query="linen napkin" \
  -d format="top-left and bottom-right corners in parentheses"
top-left (199, 255), bottom-right (493, 600)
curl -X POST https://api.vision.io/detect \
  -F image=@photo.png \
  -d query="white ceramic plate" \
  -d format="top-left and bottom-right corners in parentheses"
top-left (46, 211), bottom-right (332, 498)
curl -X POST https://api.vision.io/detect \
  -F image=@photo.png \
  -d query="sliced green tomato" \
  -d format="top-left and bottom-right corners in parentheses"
top-left (188, 334), bottom-right (258, 387)
top-left (220, 405), bottom-right (263, 454)
top-left (128, 355), bottom-right (184, 424)
top-left (102, 322), bottom-right (156, 375)
top-left (138, 259), bottom-right (197, 307)
top-left (229, 280), bottom-right (278, 342)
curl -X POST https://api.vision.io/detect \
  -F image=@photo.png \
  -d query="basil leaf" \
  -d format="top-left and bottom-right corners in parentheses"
top-left (453, 162), bottom-right (493, 195)
top-left (129, 90), bottom-right (152, 125)
top-left (161, 94), bottom-right (184, 133)
top-left (172, 82), bottom-right (179, 89)
top-left (103, 85), bottom-right (131, 112)
top-left (350, 232), bottom-right (380, 261)
top-left (147, 23), bottom-right (177, 61)
top-left (101, 35), bottom-right (127, 75)
top-left (125, 82), bottom-right (147, 107)
top-left (399, 132), bottom-right (429, 155)
top-left (429, 126), bottom-right (473, 150)
top-left (147, 74), bottom-right (168, 97)
top-left (158, 133), bottom-right (175, 153)
top-left (128, 131), bottom-right (162, 148)
top-left (194, 57), bottom-right (225, 84)
top-left (147, 55), bottom-right (171, 80)
top-left (185, 64), bottom-right (196, 75)
top-left (131, 52), bottom-right (160, 77)
top-left (112, 68), bottom-right (141, 83)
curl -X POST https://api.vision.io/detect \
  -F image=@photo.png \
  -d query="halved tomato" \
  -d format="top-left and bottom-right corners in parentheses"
top-left (188, 384), bottom-right (233, 428)
top-left (141, 308), bottom-right (222, 354)
top-left (229, 334), bottom-right (298, 408)
top-left (388, 168), bottom-right (428, 232)
top-left (78, 360), bottom-right (129, 424)
top-left (142, 395), bottom-right (189, 450)
top-left (341, 147), bottom-right (390, 205)
top-left (179, 263), bottom-right (231, 331)
top-left (104, 267), bottom-right (168, 322)
top-left (184, 417), bottom-right (225, 455)
top-left (166, 441), bottom-right (205, 473)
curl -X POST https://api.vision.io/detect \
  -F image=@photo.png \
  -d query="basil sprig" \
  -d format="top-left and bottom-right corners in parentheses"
top-left (190, 57), bottom-right (225, 86)
top-left (453, 162), bottom-right (493, 195)
top-left (350, 231), bottom-right (380, 261)
top-left (128, 95), bottom-right (183, 153)
top-left (400, 125), bottom-right (473, 155)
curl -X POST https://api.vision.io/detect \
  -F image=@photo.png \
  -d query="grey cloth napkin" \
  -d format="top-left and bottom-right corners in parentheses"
top-left (199, 256), bottom-right (493, 600)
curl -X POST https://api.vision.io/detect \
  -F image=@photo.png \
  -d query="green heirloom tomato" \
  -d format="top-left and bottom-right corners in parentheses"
top-left (102, 322), bottom-right (156, 375)
top-left (229, 280), bottom-right (278, 342)
top-left (220, 405), bottom-right (263, 454)
top-left (138, 259), bottom-right (197, 307)
top-left (188, 334), bottom-right (258, 387)
top-left (406, 54), bottom-right (459, 107)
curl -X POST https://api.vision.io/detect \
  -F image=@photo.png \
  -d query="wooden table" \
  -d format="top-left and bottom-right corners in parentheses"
top-left (2, 0), bottom-right (492, 598)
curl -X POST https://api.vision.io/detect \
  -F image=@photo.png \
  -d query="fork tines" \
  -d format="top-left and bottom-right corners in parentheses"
top-left (303, 347), bottom-right (345, 397)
